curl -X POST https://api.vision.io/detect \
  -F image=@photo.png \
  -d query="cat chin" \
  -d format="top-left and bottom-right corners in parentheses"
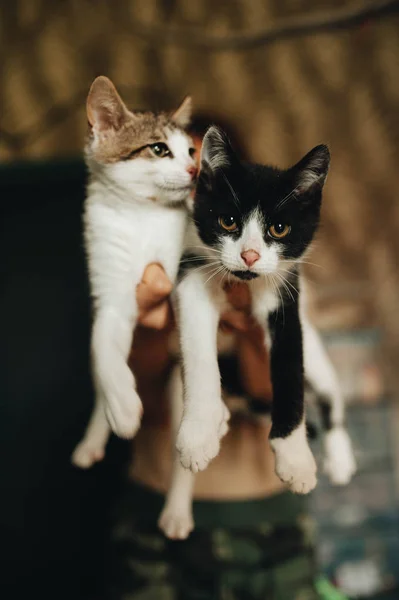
top-left (160, 193), bottom-right (192, 207)
top-left (230, 270), bottom-right (259, 281)
top-left (158, 185), bottom-right (194, 206)
top-left (161, 198), bottom-right (190, 209)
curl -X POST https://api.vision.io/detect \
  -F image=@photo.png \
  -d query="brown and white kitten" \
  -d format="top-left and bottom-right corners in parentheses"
top-left (72, 76), bottom-right (196, 468)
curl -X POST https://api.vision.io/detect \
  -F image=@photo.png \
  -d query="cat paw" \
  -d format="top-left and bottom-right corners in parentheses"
top-left (324, 427), bottom-right (357, 486)
top-left (71, 440), bottom-right (105, 469)
top-left (177, 419), bottom-right (221, 473)
top-left (271, 433), bottom-right (317, 494)
top-left (158, 506), bottom-right (194, 540)
top-left (218, 404), bottom-right (231, 438)
top-left (104, 385), bottom-right (143, 439)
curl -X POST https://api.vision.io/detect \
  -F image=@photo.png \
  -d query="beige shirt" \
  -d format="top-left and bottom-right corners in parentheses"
top-left (130, 416), bottom-right (285, 500)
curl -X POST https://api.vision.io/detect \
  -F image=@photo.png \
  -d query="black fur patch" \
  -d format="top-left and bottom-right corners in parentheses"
top-left (268, 274), bottom-right (305, 440)
top-left (231, 270), bottom-right (259, 281)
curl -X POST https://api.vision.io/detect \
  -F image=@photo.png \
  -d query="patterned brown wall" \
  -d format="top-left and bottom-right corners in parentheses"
top-left (1, 0), bottom-right (399, 391)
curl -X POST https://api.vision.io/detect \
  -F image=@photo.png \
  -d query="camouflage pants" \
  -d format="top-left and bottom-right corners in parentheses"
top-left (108, 481), bottom-right (328, 600)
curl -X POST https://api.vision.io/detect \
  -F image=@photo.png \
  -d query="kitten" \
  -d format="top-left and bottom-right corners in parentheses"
top-left (72, 76), bottom-right (196, 468)
top-left (172, 126), bottom-right (356, 498)
top-left (158, 354), bottom-right (267, 540)
top-left (159, 335), bottom-right (356, 540)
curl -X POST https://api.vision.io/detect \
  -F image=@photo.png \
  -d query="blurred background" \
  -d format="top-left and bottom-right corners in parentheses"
top-left (1, 1), bottom-right (399, 599)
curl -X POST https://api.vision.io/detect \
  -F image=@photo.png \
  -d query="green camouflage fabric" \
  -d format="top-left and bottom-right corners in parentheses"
top-left (109, 482), bottom-right (344, 600)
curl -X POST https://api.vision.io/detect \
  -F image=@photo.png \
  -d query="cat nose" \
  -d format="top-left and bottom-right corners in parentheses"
top-left (187, 166), bottom-right (198, 180)
top-left (241, 250), bottom-right (260, 267)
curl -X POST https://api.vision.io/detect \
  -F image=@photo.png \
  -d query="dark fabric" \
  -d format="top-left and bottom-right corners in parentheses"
top-left (0, 161), bottom-right (129, 600)
top-left (109, 481), bottom-right (322, 600)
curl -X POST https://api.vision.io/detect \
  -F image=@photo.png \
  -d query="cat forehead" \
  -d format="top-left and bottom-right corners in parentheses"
top-left (89, 111), bottom-right (190, 164)
top-left (238, 163), bottom-right (287, 192)
top-left (164, 128), bottom-right (193, 155)
top-left (209, 164), bottom-right (291, 212)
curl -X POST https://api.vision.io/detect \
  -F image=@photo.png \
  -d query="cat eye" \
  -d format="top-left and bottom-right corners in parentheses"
top-left (219, 215), bottom-right (238, 232)
top-left (189, 147), bottom-right (196, 157)
top-left (268, 223), bottom-right (291, 239)
top-left (150, 142), bottom-right (171, 158)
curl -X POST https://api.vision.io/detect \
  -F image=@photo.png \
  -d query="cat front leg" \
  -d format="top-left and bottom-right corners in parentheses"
top-left (92, 298), bottom-right (142, 439)
top-left (71, 390), bottom-right (110, 468)
top-left (175, 272), bottom-right (229, 473)
top-left (159, 364), bottom-right (195, 539)
top-left (301, 314), bottom-right (356, 485)
top-left (267, 298), bottom-right (317, 494)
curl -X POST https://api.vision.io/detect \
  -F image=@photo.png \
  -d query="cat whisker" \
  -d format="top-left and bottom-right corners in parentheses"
top-left (198, 264), bottom-right (221, 281)
top-left (191, 261), bottom-right (221, 274)
top-left (181, 255), bottom-right (219, 263)
top-left (193, 263), bottom-right (221, 273)
top-left (220, 266), bottom-right (230, 287)
top-left (275, 266), bottom-right (297, 277)
top-left (298, 260), bottom-right (324, 270)
top-left (280, 258), bottom-right (323, 270)
top-left (274, 273), bottom-right (296, 303)
top-left (275, 188), bottom-right (298, 211)
top-left (276, 271), bottom-right (299, 295)
top-left (274, 272), bottom-right (294, 298)
top-left (188, 245), bottom-right (223, 255)
top-left (204, 265), bottom-right (226, 285)
top-left (268, 273), bottom-right (284, 325)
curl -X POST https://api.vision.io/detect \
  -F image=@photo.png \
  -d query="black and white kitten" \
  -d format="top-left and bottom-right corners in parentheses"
top-left (173, 126), bottom-right (356, 496)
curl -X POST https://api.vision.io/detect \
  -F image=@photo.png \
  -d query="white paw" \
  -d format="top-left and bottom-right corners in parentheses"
top-left (158, 505), bottom-right (194, 540)
top-left (101, 366), bottom-right (143, 438)
top-left (324, 427), bottom-right (357, 486)
top-left (274, 447), bottom-right (317, 494)
top-left (219, 403), bottom-right (231, 438)
top-left (71, 439), bottom-right (105, 469)
top-left (177, 418), bottom-right (222, 473)
top-left (271, 426), bottom-right (317, 494)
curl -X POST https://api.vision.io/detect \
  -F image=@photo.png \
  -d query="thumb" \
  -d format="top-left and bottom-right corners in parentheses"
top-left (136, 263), bottom-right (173, 311)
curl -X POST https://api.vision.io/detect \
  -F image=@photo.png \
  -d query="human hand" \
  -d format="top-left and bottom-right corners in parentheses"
top-left (128, 264), bottom-right (174, 423)
top-left (136, 263), bottom-right (174, 330)
top-left (130, 264), bottom-right (272, 424)
top-left (135, 265), bottom-right (258, 335)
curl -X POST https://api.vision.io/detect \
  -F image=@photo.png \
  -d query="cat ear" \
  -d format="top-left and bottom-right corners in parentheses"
top-left (171, 96), bottom-right (192, 128)
top-left (294, 144), bottom-right (330, 193)
top-left (200, 125), bottom-right (235, 172)
top-left (87, 76), bottom-right (130, 132)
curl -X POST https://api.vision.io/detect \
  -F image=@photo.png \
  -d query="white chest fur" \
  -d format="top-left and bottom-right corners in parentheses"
top-left (210, 275), bottom-right (279, 323)
top-left (85, 188), bottom-right (187, 304)
top-left (78, 184), bottom-right (188, 443)
top-left (206, 275), bottom-right (280, 354)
